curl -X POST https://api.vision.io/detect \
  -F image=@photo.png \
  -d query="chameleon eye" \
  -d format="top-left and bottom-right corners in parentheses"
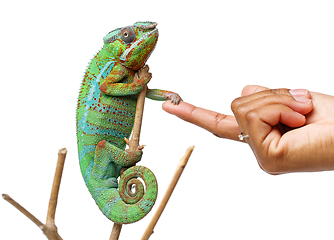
top-left (121, 27), bottom-right (135, 43)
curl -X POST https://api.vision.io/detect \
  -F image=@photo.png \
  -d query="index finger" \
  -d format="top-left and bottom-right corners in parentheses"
top-left (162, 101), bottom-right (241, 141)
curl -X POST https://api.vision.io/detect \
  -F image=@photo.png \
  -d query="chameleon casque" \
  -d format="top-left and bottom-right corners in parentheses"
top-left (76, 21), bottom-right (181, 224)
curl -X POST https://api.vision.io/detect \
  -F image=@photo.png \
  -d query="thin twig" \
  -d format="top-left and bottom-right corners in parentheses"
top-left (141, 146), bottom-right (195, 240)
top-left (110, 67), bottom-right (149, 240)
top-left (2, 193), bottom-right (44, 229)
top-left (47, 148), bottom-right (67, 225)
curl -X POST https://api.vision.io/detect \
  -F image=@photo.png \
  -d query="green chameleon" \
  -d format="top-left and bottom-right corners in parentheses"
top-left (76, 21), bottom-right (181, 224)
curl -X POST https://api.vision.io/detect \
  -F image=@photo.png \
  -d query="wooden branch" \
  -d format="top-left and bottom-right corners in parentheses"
top-left (110, 66), bottom-right (149, 240)
top-left (47, 148), bottom-right (67, 225)
top-left (109, 223), bottom-right (123, 240)
top-left (129, 85), bottom-right (147, 151)
top-left (3, 148), bottom-right (67, 240)
top-left (141, 146), bottom-right (195, 240)
top-left (2, 193), bottom-right (44, 228)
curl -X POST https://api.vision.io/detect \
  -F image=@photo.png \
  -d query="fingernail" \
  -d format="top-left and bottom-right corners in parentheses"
top-left (294, 111), bottom-right (306, 119)
top-left (289, 89), bottom-right (312, 104)
top-left (289, 89), bottom-right (308, 97)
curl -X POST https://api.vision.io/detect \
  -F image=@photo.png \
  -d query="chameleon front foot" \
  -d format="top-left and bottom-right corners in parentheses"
top-left (146, 89), bottom-right (182, 105)
top-left (166, 92), bottom-right (182, 105)
top-left (134, 65), bottom-right (152, 84)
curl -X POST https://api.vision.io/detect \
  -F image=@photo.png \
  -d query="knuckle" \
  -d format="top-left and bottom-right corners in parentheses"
top-left (245, 109), bottom-right (259, 122)
top-left (258, 158), bottom-right (282, 174)
top-left (268, 88), bottom-right (289, 96)
top-left (214, 113), bottom-right (227, 123)
top-left (258, 149), bottom-right (285, 174)
top-left (231, 97), bottom-right (243, 113)
top-left (234, 106), bottom-right (245, 118)
top-left (260, 161), bottom-right (279, 174)
top-left (232, 102), bottom-right (249, 118)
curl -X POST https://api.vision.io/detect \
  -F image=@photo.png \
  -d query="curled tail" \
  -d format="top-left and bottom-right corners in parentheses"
top-left (96, 165), bottom-right (158, 224)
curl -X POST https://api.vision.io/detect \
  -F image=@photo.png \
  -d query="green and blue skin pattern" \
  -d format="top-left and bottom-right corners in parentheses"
top-left (76, 22), bottom-right (181, 224)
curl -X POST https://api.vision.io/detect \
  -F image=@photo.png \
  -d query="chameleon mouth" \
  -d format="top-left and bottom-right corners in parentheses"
top-left (120, 28), bottom-right (159, 62)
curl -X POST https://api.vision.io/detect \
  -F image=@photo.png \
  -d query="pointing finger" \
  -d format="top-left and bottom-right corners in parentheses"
top-left (162, 101), bottom-right (242, 141)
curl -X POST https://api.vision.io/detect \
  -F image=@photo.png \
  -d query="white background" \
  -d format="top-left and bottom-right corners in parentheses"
top-left (1, 1), bottom-right (334, 239)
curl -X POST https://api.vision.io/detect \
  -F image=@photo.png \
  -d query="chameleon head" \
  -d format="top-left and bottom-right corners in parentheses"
top-left (103, 21), bottom-right (159, 71)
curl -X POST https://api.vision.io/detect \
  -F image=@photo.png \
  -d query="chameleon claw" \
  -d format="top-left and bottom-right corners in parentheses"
top-left (134, 65), bottom-right (152, 83)
top-left (167, 93), bottom-right (182, 105)
top-left (140, 65), bottom-right (150, 74)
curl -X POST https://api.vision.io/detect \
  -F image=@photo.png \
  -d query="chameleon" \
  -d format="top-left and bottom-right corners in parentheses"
top-left (76, 21), bottom-right (181, 224)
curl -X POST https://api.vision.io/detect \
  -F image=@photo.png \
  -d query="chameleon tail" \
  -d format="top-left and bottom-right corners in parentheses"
top-left (98, 166), bottom-right (158, 224)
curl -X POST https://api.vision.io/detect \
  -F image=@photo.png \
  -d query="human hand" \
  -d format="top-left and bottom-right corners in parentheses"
top-left (162, 85), bottom-right (334, 174)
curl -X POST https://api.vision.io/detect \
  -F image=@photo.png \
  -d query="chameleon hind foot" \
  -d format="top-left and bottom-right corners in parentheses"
top-left (105, 177), bottom-right (118, 188)
top-left (95, 140), bottom-right (143, 169)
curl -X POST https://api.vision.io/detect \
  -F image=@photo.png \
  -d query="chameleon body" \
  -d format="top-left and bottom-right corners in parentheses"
top-left (76, 22), bottom-right (181, 224)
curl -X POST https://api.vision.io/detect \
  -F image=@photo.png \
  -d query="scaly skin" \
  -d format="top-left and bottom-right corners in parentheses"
top-left (76, 22), bottom-right (181, 224)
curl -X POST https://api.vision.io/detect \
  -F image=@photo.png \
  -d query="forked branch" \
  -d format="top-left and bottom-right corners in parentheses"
top-left (3, 148), bottom-right (67, 240)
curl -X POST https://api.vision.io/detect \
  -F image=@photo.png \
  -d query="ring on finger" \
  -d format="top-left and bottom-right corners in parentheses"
top-left (238, 132), bottom-right (249, 141)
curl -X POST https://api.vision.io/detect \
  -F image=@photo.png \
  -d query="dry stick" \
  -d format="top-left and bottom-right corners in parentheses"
top-left (129, 86), bottom-right (147, 151)
top-left (44, 148), bottom-right (67, 240)
top-left (141, 146), bottom-right (195, 240)
top-left (109, 223), bottom-right (123, 240)
top-left (2, 148), bottom-right (67, 240)
top-left (109, 85), bottom-right (148, 240)
top-left (2, 193), bottom-right (44, 228)
top-left (47, 148), bottom-right (67, 224)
